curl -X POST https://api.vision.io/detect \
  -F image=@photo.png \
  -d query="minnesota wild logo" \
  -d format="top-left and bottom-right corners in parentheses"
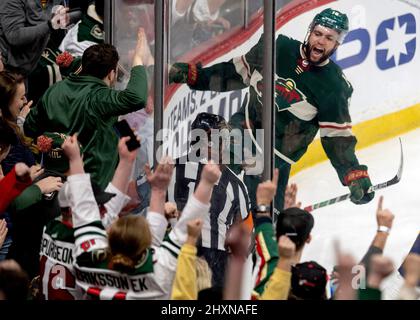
top-left (274, 77), bottom-right (306, 112)
top-left (254, 75), bottom-right (307, 112)
top-left (91, 25), bottom-right (105, 40)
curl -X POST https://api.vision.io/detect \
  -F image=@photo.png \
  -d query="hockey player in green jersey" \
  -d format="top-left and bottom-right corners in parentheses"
top-left (169, 8), bottom-right (374, 214)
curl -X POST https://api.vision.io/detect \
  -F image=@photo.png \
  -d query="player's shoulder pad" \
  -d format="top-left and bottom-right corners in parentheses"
top-left (324, 60), bottom-right (354, 95)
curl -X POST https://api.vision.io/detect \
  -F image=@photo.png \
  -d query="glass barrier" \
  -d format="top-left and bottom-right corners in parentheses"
top-left (169, 0), bottom-right (259, 61)
top-left (111, 0), bottom-right (155, 179)
top-left (164, 0), bottom-right (420, 286)
top-left (108, 1), bottom-right (420, 286)
top-left (166, 0), bottom-right (267, 161)
top-left (112, 0), bottom-right (155, 88)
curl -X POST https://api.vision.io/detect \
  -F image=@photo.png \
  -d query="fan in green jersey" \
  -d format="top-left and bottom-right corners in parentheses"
top-left (169, 8), bottom-right (374, 215)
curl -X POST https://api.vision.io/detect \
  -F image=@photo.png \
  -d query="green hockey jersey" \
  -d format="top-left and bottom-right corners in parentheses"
top-left (188, 34), bottom-right (359, 183)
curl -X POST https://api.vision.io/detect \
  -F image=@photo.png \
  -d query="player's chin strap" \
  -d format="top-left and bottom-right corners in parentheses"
top-left (304, 138), bottom-right (404, 212)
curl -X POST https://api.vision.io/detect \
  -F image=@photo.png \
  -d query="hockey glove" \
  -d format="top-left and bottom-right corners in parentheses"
top-left (168, 62), bottom-right (199, 86)
top-left (344, 165), bottom-right (374, 205)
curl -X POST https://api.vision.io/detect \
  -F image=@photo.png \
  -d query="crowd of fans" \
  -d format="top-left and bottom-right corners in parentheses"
top-left (0, 0), bottom-right (419, 301)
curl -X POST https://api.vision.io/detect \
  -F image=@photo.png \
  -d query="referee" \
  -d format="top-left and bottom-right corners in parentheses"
top-left (167, 112), bottom-right (252, 287)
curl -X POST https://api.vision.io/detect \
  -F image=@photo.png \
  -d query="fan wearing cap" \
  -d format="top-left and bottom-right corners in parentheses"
top-left (290, 261), bottom-right (328, 300)
top-left (254, 208), bottom-right (315, 298)
top-left (169, 8), bottom-right (374, 216)
top-left (36, 135), bottom-right (138, 300)
top-left (251, 174), bottom-right (315, 299)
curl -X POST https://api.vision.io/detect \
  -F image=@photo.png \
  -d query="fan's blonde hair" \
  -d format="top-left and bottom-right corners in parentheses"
top-left (108, 215), bottom-right (151, 273)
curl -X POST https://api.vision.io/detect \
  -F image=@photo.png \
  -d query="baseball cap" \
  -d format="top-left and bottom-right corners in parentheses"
top-left (291, 261), bottom-right (328, 300)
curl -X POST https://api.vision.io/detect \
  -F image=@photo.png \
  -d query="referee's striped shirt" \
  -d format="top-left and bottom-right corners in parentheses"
top-left (167, 161), bottom-right (251, 251)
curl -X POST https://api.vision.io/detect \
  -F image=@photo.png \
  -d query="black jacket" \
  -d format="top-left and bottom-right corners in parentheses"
top-left (1, 134), bottom-right (36, 175)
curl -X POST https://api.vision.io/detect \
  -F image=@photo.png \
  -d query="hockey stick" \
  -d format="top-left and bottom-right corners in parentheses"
top-left (303, 138), bottom-right (404, 213)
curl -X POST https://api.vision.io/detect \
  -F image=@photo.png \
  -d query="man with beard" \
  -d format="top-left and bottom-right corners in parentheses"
top-left (169, 8), bottom-right (374, 215)
top-left (24, 28), bottom-right (153, 189)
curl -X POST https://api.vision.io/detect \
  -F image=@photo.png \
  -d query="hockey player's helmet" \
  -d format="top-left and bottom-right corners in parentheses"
top-left (310, 8), bottom-right (349, 44)
top-left (191, 112), bottom-right (228, 132)
top-left (190, 112), bottom-right (230, 149)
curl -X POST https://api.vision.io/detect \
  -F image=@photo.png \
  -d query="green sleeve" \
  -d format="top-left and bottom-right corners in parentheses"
top-left (9, 185), bottom-right (42, 212)
top-left (23, 98), bottom-right (47, 139)
top-left (90, 65), bottom-right (148, 117)
top-left (318, 78), bottom-right (359, 184)
top-left (253, 217), bottom-right (279, 297)
top-left (321, 136), bottom-right (360, 184)
top-left (190, 61), bottom-right (246, 92)
top-left (187, 35), bottom-right (265, 92)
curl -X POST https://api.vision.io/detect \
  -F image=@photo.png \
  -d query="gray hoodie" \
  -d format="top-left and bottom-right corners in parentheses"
top-left (0, 0), bottom-right (59, 75)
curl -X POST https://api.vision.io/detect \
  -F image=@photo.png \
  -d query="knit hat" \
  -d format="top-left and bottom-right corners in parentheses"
top-left (36, 132), bottom-right (77, 173)
top-left (291, 261), bottom-right (328, 300)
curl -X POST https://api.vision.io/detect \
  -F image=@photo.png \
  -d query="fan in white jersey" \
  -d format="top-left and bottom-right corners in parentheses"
top-left (37, 136), bottom-right (136, 300)
top-left (61, 134), bottom-right (220, 300)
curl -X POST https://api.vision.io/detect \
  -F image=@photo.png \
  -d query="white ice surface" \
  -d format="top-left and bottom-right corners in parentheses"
top-left (289, 128), bottom-right (420, 295)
